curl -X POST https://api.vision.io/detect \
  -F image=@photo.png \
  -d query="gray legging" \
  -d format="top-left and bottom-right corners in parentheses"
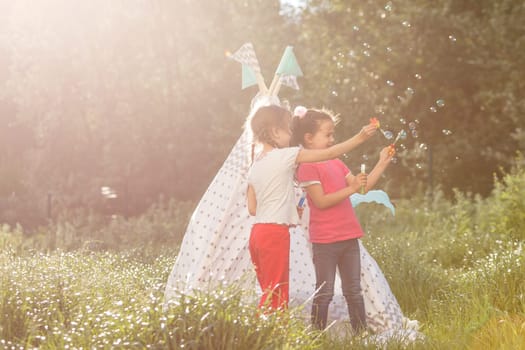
top-left (311, 238), bottom-right (367, 332)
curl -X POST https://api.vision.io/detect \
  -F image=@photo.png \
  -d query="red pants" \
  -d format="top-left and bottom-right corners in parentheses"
top-left (249, 223), bottom-right (290, 310)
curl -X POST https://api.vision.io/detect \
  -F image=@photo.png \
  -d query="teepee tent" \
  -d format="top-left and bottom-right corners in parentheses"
top-left (164, 43), bottom-right (419, 340)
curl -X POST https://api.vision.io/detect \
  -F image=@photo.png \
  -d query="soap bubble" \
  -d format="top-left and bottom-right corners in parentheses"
top-left (436, 99), bottom-right (445, 107)
top-left (383, 130), bottom-right (393, 139)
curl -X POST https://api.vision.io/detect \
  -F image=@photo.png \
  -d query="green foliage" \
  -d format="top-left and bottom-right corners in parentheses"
top-left (459, 244), bottom-right (525, 314)
top-left (468, 313), bottom-right (525, 350)
top-left (163, 288), bottom-right (320, 349)
top-left (359, 160), bottom-right (525, 271)
top-left (364, 234), bottom-right (448, 316)
top-left (293, 0), bottom-right (524, 198)
top-left (1, 166), bottom-right (524, 349)
top-left (0, 0), bottom-right (524, 347)
top-left (0, 197), bottom-right (195, 251)
top-left (0, 0), bottom-right (292, 227)
top-left (0, 223), bottom-right (24, 251)
top-left (1, 0), bottom-right (524, 227)
top-left (0, 250), bottom-right (321, 349)
top-left (478, 157), bottom-right (525, 241)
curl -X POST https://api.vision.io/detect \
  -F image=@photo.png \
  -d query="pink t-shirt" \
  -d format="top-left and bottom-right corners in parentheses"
top-left (296, 159), bottom-right (364, 243)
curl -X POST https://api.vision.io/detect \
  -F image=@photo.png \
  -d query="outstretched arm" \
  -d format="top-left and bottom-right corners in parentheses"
top-left (296, 124), bottom-right (377, 164)
top-left (361, 146), bottom-right (395, 191)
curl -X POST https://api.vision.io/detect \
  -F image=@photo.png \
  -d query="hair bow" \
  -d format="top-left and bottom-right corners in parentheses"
top-left (294, 105), bottom-right (308, 118)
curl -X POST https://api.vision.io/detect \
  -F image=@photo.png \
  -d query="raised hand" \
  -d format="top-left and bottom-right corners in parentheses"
top-left (350, 172), bottom-right (368, 194)
top-left (359, 124), bottom-right (378, 140)
top-left (380, 145), bottom-right (396, 161)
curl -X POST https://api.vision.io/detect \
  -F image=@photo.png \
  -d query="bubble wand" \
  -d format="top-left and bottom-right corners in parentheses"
top-left (369, 117), bottom-right (391, 139)
top-left (388, 129), bottom-right (407, 156)
top-left (370, 117), bottom-right (402, 156)
top-left (391, 129), bottom-right (407, 146)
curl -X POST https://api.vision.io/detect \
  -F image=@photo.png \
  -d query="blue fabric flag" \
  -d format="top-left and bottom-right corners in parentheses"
top-left (350, 190), bottom-right (395, 216)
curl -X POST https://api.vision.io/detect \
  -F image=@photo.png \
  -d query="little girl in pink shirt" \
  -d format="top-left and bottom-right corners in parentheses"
top-left (292, 107), bottom-right (394, 332)
top-left (246, 105), bottom-right (377, 311)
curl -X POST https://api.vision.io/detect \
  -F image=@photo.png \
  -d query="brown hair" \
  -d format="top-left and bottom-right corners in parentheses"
top-left (290, 108), bottom-right (339, 146)
top-left (250, 105), bottom-right (292, 148)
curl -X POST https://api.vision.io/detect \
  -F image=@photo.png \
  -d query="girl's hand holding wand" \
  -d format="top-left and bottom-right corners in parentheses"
top-left (358, 123), bottom-right (379, 141)
top-left (380, 145), bottom-right (396, 162)
top-left (351, 173), bottom-right (367, 195)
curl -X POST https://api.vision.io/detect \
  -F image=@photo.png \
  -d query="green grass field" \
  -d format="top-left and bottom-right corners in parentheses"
top-left (1, 164), bottom-right (524, 349)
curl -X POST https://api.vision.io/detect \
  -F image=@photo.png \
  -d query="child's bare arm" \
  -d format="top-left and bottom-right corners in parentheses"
top-left (296, 124), bottom-right (377, 164)
top-left (247, 184), bottom-right (257, 216)
top-left (305, 177), bottom-right (365, 210)
top-left (364, 146), bottom-right (395, 191)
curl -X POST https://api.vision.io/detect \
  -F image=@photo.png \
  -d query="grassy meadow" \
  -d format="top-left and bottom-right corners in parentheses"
top-left (1, 162), bottom-right (524, 349)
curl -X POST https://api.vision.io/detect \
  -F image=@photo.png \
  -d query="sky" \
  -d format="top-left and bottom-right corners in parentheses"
top-left (280, 0), bottom-right (305, 8)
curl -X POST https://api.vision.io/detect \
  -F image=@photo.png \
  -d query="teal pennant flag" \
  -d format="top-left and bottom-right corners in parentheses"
top-left (241, 64), bottom-right (258, 89)
top-left (275, 46), bottom-right (303, 77)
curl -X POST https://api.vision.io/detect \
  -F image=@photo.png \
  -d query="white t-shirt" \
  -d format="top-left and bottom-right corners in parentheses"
top-left (247, 147), bottom-right (301, 226)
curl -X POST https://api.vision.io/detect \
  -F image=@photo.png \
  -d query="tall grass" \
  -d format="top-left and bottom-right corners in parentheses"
top-left (0, 249), bottom-right (323, 349)
top-left (0, 163), bottom-right (524, 348)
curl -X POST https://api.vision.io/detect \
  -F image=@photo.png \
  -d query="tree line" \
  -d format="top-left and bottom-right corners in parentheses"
top-left (0, 0), bottom-right (523, 228)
